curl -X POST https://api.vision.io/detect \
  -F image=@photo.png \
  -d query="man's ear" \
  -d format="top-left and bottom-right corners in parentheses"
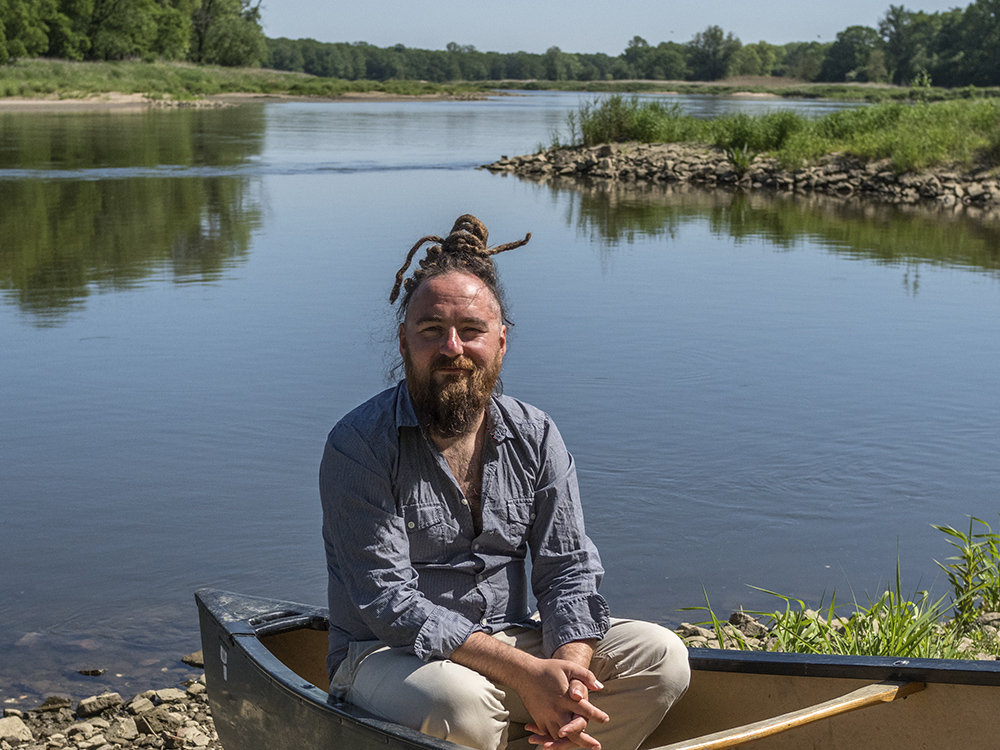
top-left (498, 324), bottom-right (507, 356)
top-left (398, 323), bottom-right (406, 358)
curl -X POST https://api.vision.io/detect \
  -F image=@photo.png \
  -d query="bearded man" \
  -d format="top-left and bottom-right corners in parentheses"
top-left (320, 215), bottom-right (689, 750)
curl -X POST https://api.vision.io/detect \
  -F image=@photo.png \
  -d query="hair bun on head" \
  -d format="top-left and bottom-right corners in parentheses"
top-left (389, 214), bottom-right (530, 304)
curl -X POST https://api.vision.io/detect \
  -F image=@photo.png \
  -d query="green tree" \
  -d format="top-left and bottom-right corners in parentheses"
top-left (955, 0), bottom-right (1000, 85)
top-left (779, 41), bottom-right (829, 80)
top-left (878, 5), bottom-right (943, 84)
top-left (819, 25), bottom-right (882, 81)
top-left (1, 0), bottom-right (52, 59)
top-left (622, 35), bottom-right (649, 77)
top-left (648, 41), bottom-right (686, 79)
top-left (190, 0), bottom-right (266, 66)
top-left (686, 25), bottom-right (741, 80)
top-left (738, 40), bottom-right (780, 76)
top-left (865, 46), bottom-right (890, 82)
top-left (44, 0), bottom-right (93, 60)
top-left (731, 44), bottom-right (762, 75)
top-left (87, 0), bottom-right (157, 59)
top-left (0, 16), bottom-right (7, 62)
top-left (151, 0), bottom-right (194, 59)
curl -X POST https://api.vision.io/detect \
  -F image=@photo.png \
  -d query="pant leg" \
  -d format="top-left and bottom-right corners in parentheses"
top-left (492, 619), bottom-right (690, 750)
top-left (330, 640), bottom-right (510, 750)
top-left (330, 619), bottom-right (689, 750)
top-left (586, 619), bottom-right (690, 750)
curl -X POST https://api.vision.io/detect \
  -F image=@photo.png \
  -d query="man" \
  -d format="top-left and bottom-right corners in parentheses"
top-left (320, 215), bottom-right (689, 750)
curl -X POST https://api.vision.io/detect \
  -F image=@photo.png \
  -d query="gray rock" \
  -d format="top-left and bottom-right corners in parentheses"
top-left (153, 689), bottom-right (186, 704)
top-left (77, 693), bottom-right (123, 718)
top-left (35, 696), bottom-right (73, 713)
top-left (0, 716), bottom-right (33, 742)
top-left (729, 611), bottom-right (769, 639)
top-left (126, 697), bottom-right (155, 715)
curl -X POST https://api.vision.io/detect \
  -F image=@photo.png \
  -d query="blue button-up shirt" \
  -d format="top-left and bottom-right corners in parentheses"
top-left (320, 382), bottom-right (609, 678)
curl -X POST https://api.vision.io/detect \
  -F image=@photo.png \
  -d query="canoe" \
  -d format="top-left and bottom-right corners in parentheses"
top-left (195, 588), bottom-right (1000, 750)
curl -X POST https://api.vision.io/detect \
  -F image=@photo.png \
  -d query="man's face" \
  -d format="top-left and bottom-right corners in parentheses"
top-left (399, 271), bottom-right (507, 437)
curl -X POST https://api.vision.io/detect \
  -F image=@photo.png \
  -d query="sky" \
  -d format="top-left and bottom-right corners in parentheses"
top-left (259, 0), bottom-right (970, 55)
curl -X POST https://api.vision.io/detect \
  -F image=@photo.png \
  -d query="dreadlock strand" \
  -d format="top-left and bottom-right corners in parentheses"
top-left (488, 233), bottom-right (531, 256)
top-left (389, 235), bottom-right (443, 303)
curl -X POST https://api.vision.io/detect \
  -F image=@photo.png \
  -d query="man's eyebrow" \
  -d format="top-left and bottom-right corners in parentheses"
top-left (414, 314), bottom-right (491, 327)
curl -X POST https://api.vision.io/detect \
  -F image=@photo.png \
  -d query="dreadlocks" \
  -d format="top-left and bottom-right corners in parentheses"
top-left (390, 214), bottom-right (531, 325)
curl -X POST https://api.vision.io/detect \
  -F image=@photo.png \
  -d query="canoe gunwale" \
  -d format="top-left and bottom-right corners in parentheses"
top-left (688, 647), bottom-right (1000, 686)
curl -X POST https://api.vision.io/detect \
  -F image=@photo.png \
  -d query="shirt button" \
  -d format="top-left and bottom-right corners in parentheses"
top-left (407, 521), bottom-right (415, 529)
top-left (476, 574), bottom-right (483, 582)
top-left (461, 498), bottom-right (469, 506)
top-left (473, 543), bottom-right (480, 551)
top-left (480, 618), bottom-right (488, 627)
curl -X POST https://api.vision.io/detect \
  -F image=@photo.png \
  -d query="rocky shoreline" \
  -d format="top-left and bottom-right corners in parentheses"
top-left (483, 142), bottom-right (1000, 217)
top-left (0, 652), bottom-right (221, 750)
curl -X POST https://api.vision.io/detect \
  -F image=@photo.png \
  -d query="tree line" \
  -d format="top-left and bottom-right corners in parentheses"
top-left (0, 0), bottom-right (267, 66)
top-left (2, 0), bottom-right (998, 88)
top-left (264, 1), bottom-right (1000, 88)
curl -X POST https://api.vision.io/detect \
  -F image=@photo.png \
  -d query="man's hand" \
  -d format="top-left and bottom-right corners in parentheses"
top-left (451, 634), bottom-right (607, 750)
top-left (522, 640), bottom-right (605, 749)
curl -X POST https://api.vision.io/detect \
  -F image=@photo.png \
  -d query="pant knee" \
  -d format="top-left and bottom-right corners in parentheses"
top-left (412, 663), bottom-right (509, 750)
top-left (596, 620), bottom-right (691, 702)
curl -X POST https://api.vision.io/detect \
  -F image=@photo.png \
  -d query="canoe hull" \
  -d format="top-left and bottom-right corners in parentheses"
top-left (196, 589), bottom-right (460, 750)
top-left (196, 588), bottom-right (1000, 750)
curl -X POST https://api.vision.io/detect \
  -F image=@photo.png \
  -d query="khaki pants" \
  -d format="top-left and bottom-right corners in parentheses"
top-left (330, 619), bottom-right (690, 750)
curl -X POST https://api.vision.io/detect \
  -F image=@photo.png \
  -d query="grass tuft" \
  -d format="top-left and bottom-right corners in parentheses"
top-left (685, 519), bottom-right (1000, 659)
top-left (560, 94), bottom-right (1000, 172)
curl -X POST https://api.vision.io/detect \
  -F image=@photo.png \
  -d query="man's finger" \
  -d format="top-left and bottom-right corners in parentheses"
top-left (566, 664), bottom-right (603, 692)
top-left (574, 698), bottom-right (609, 724)
top-left (558, 715), bottom-right (588, 737)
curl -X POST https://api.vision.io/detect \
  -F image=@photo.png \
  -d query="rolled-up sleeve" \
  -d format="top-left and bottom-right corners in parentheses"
top-left (527, 419), bottom-right (610, 657)
top-left (321, 423), bottom-right (476, 661)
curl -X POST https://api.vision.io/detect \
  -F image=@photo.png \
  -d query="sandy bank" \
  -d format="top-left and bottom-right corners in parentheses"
top-left (0, 90), bottom-right (487, 114)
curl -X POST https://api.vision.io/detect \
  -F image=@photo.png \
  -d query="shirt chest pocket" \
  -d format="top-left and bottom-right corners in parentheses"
top-left (402, 503), bottom-right (459, 563)
top-left (504, 496), bottom-right (536, 545)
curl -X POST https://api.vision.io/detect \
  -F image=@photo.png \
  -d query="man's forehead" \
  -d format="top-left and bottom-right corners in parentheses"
top-left (405, 273), bottom-right (501, 322)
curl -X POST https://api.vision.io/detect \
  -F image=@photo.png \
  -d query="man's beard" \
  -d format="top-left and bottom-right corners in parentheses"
top-left (404, 350), bottom-right (503, 438)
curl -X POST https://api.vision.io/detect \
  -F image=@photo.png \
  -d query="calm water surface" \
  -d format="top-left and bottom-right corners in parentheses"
top-left (2, 92), bottom-right (999, 704)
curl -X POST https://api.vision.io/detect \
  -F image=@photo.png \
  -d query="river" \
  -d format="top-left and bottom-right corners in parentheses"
top-left (1, 91), bottom-right (999, 705)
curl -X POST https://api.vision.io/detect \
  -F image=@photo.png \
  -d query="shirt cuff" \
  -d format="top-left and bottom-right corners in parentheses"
top-left (413, 606), bottom-right (478, 661)
top-left (542, 593), bottom-right (611, 657)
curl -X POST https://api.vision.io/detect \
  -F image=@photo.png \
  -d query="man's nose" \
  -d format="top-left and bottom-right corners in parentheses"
top-left (440, 327), bottom-right (463, 355)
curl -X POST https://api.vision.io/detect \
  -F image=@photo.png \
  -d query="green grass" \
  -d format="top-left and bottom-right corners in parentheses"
top-left (560, 94), bottom-right (1000, 172)
top-left (0, 59), bottom-right (480, 100)
top-left (685, 518), bottom-right (1000, 659)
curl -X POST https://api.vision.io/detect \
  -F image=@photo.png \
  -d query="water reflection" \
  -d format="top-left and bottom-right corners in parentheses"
top-left (0, 177), bottom-right (261, 323)
top-left (543, 178), bottom-right (1000, 274)
top-left (0, 108), bottom-right (265, 324)
top-left (0, 106), bottom-right (265, 170)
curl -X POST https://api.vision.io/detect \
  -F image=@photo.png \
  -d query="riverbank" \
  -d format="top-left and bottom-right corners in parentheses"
top-left (0, 90), bottom-right (484, 113)
top-left (0, 59), bottom-right (488, 109)
top-left (0, 652), bottom-right (222, 750)
top-left (482, 142), bottom-right (1000, 217)
top-left (486, 75), bottom-right (1000, 102)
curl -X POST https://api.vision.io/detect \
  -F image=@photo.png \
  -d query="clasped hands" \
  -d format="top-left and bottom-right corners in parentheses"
top-left (518, 654), bottom-right (608, 750)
